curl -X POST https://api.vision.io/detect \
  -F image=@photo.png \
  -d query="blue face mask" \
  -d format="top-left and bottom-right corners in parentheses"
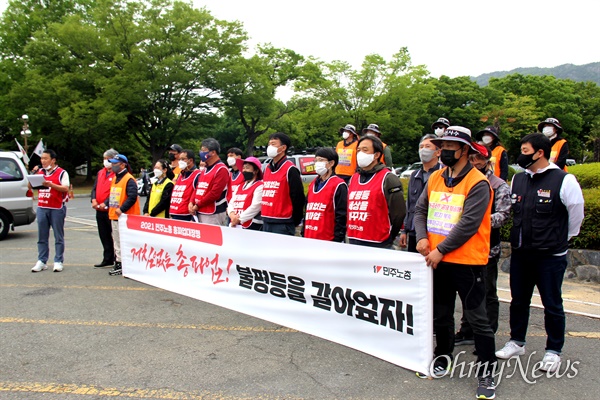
top-left (199, 151), bottom-right (210, 162)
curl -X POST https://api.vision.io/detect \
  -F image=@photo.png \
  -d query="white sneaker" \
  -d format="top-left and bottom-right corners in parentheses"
top-left (539, 352), bottom-right (561, 373)
top-left (31, 261), bottom-right (48, 272)
top-left (495, 341), bottom-right (525, 359)
top-left (53, 262), bottom-right (64, 272)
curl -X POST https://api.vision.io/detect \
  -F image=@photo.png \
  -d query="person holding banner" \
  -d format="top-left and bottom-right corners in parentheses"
top-left (227, 156), bottom-right (264, 230)
top-left (169, 150), bottom-right (201, 222)
top-left (413, 126), bottom-right (497, 399)
top-left (261, 133), bottom-right (306, 236)
top-left (90, 148), bottom-right (117, 268)
top-left (30, 149), bottom-right (70, 273)
top-left (347, 135), bottom-right (405, 249)
top-left (105, 154), bottom-right (140, 276)
top-left (189, 138), bottom-right (229, 226)
top-left (143, 159), bottom-right (174, 218)
top-left (302, 147), bottom-right (347, 242)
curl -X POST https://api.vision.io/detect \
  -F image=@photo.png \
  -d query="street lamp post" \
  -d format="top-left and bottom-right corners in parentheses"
top-left (20, 114), bottom-right (32, 154)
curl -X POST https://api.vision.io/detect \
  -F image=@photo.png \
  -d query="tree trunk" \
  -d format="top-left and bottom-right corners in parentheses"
top-left (594, 138), bottom-right (600, 162)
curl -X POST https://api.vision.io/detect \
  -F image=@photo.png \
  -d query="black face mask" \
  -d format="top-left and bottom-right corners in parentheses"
top-left (242, 171), bottom-right (255, 181)
top-left (168, 153), bottom-right (176, 161)
top-left (440, 149), bottom-right (459, 167)
top-left (477, 166), bottom-right (488, 175)
top-left (517, 153), bottom-right (538, 169)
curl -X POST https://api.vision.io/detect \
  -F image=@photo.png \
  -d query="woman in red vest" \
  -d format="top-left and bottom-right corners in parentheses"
top-left (90, 148), bottom-right (117, 268)
top-left (302, 147), bottom-right (347, 242)
top-left (227, 157), bottom-right (264, 230)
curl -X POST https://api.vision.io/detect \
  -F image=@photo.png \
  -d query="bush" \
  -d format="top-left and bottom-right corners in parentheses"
top-left (568, 163), bottom-right (600, 189)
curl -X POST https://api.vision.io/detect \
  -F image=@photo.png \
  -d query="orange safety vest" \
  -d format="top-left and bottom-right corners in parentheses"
top-left (550, 139), bottom-right (568, 172)
top-left (490, 145), bottom-right (506, 179)
top-left (426, 168), bottom-right (492, 265)
top-left (108, 172), bottom-right (141, 220)
top-left (335, 139), bottom-right (358, 177)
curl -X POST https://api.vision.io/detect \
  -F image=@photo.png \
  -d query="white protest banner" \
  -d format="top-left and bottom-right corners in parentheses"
top-left (119, 215), bottom-right (433, 375)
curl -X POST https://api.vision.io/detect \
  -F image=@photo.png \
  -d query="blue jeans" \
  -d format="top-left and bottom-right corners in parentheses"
top-left (509, 250), bottom-right (568, 353)
top-left (37, 205), bottom-right (67, 263)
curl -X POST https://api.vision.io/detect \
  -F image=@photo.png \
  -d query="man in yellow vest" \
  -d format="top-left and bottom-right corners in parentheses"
top-left (334, 124), bottom-right (359, 184)
top-left (413, 126), bottom-right (497, 399)
top-left (105, 154), bottom-right (140, 276)
top-left (538, 117), bottom-right (569, 171)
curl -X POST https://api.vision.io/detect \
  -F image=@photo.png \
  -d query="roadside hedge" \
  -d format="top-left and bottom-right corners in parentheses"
top-left (567, 163), bottom-right (600, 189)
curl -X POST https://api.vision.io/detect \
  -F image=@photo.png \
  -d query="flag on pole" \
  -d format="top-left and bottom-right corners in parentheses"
top-left (14, 139), bottom-right (30, 165)
top-left (32, 139), bottom-right (45, 158)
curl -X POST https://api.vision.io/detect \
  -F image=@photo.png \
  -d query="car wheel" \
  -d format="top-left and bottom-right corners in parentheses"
top-left (0, 211), bottom-right (10, 240)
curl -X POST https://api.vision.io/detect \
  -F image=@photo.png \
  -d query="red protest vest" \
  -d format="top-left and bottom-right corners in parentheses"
top-left (194, 162), bottom-right (229, 215)
top-left (94, 168), bottom-right (115, 212)
top-left (169, 169), bottom-right (201, 216)
top-left (227, 170), bottom-right (245, 202)
top-left (37, 167), bottom-right (67, 209)
top-left (231, 179), bottom-right (263, 228)
top-left (261, 160), bottom-right (295, 220)
top-left (347, 169), bottom-right (391, 243)
top-left (304, 176), bottom-right (346, 241)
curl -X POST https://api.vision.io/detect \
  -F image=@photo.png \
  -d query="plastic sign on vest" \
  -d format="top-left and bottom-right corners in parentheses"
top-left (119, 215), bottom-right (433, 375)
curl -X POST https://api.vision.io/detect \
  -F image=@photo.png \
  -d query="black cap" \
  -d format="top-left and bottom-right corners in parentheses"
top-left (169, 144), bottom-right (183, 152)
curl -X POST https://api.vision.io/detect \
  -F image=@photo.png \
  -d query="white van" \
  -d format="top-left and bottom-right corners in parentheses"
top-left (0, 151), bottom-right (36, 239)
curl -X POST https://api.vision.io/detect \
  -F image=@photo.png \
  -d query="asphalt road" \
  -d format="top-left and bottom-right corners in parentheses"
top-left (0, 197), bottom-right (598, 399)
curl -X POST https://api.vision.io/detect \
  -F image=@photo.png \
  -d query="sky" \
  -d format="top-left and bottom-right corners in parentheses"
top-left (0, 0), bottom-right (598, 78)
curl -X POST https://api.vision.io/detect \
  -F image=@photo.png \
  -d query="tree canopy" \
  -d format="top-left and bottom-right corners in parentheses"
top-left (1, 0), bottom-right (598, 177)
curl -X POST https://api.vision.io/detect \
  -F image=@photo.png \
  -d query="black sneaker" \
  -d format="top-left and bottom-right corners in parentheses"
top-left (416, 357), bottom-right (452, 379)
top-left (108, 262), bottom-right (122, 276)
top-left (455, 331), bottom-right (475, 346)
top-left (476, 374), bottom-right (496, 399)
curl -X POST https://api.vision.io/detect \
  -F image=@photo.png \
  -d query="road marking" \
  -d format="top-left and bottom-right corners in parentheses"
top-left (0, 317), bottom-right (297, 333)
top-left (0, 381), bottom-right (298, 399)
top-left (498, 287), bottom-right (600, 307)
top-left (567, 331), bottom-right (600, 339)
top-left (65, 216), bottom-right (97, 226)
top-left (0, 283), bottom-right (160, 291)
top-left (498, 297), bottom-right (600, 319)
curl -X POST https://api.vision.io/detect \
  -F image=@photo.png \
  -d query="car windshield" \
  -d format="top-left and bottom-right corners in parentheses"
top-left (0, 159), bottom-right (24, 181)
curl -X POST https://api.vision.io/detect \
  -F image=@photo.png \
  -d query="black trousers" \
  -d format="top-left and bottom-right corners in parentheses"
top-left (96, 210), bottom-right (114, 263)
top-left (459, 255), bottom-right (500, 335)
top-left (433, 261), bottom-right (497, 375)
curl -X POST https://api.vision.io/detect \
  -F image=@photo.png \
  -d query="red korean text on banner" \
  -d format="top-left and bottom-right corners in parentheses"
top-left (125, 214), bottom-right (223, 246)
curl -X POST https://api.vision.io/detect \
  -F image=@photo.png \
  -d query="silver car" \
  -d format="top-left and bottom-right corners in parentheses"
top-left (0, 151), bottom-right (36, 239)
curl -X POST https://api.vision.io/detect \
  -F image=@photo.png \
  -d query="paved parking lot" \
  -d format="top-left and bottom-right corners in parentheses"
top-left (0, 197), bottom-right (598, 399)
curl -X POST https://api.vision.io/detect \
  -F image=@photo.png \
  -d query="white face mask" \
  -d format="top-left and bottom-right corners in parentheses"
top-left (434, 127), bottom-right (445, 137)
top-left (178, 160), bottom-right (188, 170)
top-left (153, 168), bottom-right (163, 178)
top-left (227, 157), bottom-right (236, 167)
top-left (44, 164), bottom-right (53, 171)
top-left (198, 166), bottom-right (206, 172)
top-left (357, 151), bottom-right (375, 168)
top-left (266, 145), bottom-right (280, 158)
top-left (314, 161), bottom-right (329, 176)
top-left (542, 126), bottom-right (556, 138)
top-left (482, 135), bottom-right (494, 145)
top-left (342, 131), bottom-right (350, 140)
top-left (419, 148), bottom-right (435, 163)
top-left (103, 159), bottom-right (111, 169)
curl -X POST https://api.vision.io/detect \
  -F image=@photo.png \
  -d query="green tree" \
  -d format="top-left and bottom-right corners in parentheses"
top-left (216, 44), bottom-right (313, 156)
